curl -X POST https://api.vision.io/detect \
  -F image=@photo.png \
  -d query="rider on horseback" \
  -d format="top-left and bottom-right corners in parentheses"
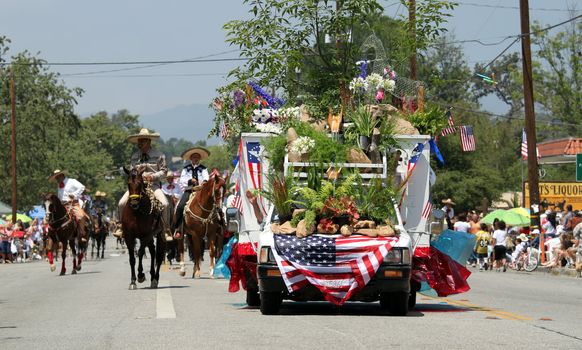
top-left (92, 191), bottom-right (108, 226)
top-left (173, 147), bottom-right (210, 238)
top-left (118, 128), bottom-right (173, 242)
top-left (48, 169), bottom-right (90, 243)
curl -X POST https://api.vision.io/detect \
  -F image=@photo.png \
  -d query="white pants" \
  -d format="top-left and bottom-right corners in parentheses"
top-left (118, 189), bottom-right (170, 232)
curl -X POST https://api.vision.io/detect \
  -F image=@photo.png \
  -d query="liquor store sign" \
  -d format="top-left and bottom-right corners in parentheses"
top-left (524, 181), bottom-right (582, 209)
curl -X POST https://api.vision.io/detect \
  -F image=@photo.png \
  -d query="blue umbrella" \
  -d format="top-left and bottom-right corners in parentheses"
top-left (28, 205), bottom-right (46, 220)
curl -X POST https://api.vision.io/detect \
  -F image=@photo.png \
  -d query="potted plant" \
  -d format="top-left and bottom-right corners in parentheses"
top-left (347, 106), bottom-right (379, 151)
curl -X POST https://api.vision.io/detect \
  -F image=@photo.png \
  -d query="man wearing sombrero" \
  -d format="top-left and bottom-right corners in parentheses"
top-left (118, 128), bottom-right (173, 242)
top-left (49, 169), bottom-right (90, 243)
top-left (441, 198), bottom-right (455, 230)
top-left (173, 147), bottom-right (210, 237)
top-left (92, 191), bottom-right (108, 218)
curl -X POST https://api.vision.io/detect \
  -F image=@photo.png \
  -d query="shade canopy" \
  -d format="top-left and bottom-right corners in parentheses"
top-left (481, 209), bottom-right (530, 227)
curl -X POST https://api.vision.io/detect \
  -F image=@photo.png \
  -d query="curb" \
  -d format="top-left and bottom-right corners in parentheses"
top-left (536, 266), bottom-right (580, 278)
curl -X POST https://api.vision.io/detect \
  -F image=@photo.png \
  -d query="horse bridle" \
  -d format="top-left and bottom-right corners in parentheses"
top-left (186, 179), bottom-right (222, 225)
top-left (47, 203), bottom-right (74, 230)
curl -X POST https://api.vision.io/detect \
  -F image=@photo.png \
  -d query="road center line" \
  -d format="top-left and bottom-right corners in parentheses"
top-left (156, 280), bottom-right (176, 319)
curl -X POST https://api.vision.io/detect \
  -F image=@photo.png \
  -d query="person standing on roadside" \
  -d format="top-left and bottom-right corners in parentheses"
top-left (492, 220), bottom-right (509, 272)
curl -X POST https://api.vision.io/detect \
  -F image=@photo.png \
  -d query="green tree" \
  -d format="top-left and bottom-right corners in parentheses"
top-left (0, 37), bottom-right (83, 210)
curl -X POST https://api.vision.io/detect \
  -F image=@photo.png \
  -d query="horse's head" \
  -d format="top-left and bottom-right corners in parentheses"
top-left (205, 173), bottom-right (226, 206)
top-left (124, 166), bottom-right (146, 210)
top-left (43, 193), bottom-right (62, 223)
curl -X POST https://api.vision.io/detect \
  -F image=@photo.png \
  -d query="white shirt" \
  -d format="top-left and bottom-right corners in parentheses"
top-left (162, 180), bottom-right (183, 200)
top-left (492, 229), bottom-right (508, 247)
top-left (453, 221), bottom-right (471, 233)
top-left (179, 163), bottom-right (209, 191)
top-left (441, 205), bottom-right (454, 219)
top-left (57, 177), bottom-right (85, 202)
top-left (512, 242), bottom-right (527, 260)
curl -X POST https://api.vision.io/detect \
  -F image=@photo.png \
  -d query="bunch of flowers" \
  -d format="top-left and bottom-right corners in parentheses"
top-left (252, 108), bottom-right (276, 123)
top-left (276, 106), bottom-right (301, 122)
top-left (254, 122), bottom-right (282, 134)
top-left (289, 136), bottom-right (315, 155)
top-left (349, 65), bottom-right (397, 104)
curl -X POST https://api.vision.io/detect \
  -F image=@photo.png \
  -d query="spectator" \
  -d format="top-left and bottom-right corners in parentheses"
top-left (492, 220), bottom-right (508, 272)
top-left (453, 213), bottom-right (471, 233)
top-left (441, 198), bottom-right (455, 230)
top-left (542, 211), bottom-right (557, 238)
top-left (475, 223), bottom-right (491, 271)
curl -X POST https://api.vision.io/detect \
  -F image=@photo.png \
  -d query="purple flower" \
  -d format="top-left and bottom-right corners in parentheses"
top-left (233, 90), bottom-right (245, 107)
top-left (248, 81), bottom-right (284, 109)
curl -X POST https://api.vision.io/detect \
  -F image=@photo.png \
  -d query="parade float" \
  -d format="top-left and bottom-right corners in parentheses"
top-left (207, 58), bottom-right (474, 315)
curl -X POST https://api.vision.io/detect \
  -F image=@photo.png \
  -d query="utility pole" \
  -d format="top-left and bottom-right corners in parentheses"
top-left (409, 0), bottom-right (417, 80)
top-left (9, 68), bottom-right (17, 225)
top-left (520, 0), bottom-right (542, 256)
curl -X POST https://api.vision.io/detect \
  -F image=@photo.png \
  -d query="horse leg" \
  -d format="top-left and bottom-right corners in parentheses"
top-left (147, 240), bottom-right (156, 288)
top-left (208, 238), bottom-right (215, 279)
top-left (152, 233), bottom-right (165, 288)
top-left (137, 242), bottom-right (146, 283)
top-left (76, 240), bottom-right (84, 271)
top-left (178, 237), bottom-right (186, 277)
top-left (100, 234), bottom-right (105, 259)
top-left (60, 241), bottom-right (67, 275)
top-left (190, 233), bottom-right (201, 279)
top-left (71, 240), bottom-right (78, 274)
top-left (47, 238), bottom-right (56, 272)
top-left (127, 240), bottom-right (137, 290)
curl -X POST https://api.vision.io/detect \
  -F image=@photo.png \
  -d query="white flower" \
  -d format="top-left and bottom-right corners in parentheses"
top-left (349, 77), bottom-right (368, 92)
top-left (252, 108), bottom-right (275, 123)
top-left (366, 73), bottom-right (383, 90)
top-left (290, 136), bottom-right (315, 154)
top-left (254, 123), bottom-right (282, 134)
top-left (381, 78), bottom-right (396, 92)
top-left (276, 107), bottom-right (301, 120)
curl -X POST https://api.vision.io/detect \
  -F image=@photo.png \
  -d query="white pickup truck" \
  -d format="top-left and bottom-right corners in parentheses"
top-left (226, 133), bottom-right (434, 316)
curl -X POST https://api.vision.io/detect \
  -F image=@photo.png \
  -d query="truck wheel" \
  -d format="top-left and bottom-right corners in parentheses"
top-left (246, 288), bottom-right (261, 307)
top-left (260, 291), bottom-right (282, 315)
top-left (408, 291), bottom-right (416, 309)
top-left (380, 292), bottom-right (409, 316)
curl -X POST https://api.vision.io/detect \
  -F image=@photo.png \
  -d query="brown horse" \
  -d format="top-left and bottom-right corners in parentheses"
top-left (43, 194), bottom-right (85, 275)
top-left (122, 166), bottom-right (165, 290)
top-left (180, 175), bottom-right (225, 278)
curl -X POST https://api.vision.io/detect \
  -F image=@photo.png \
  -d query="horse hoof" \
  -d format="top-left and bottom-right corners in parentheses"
top-left (138, 276), bottom-right (146, 283)
top-left (150, 280), bottom-right (158, 289)
top-left (76, 265), bottom-right (82, 271)
top-left (72, 269), bottom-right (77, 275)
top-left (129, 283), bottom-right (137, 290)
top-left (60, 269), bottom-right (66, 276)
top-left (50, 264), bottom-right (56, 272)
top-left (179, 270), bottom-right (186, 277)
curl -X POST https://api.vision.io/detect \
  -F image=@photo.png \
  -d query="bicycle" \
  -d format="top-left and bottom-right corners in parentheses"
top-left (506, 246), bottom-right (539, 272)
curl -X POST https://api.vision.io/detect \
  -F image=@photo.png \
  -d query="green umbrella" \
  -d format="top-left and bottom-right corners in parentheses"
top-left (6, 213), bottom-right (33, 223)
top-left (481, 209), bottom-right (530, 227)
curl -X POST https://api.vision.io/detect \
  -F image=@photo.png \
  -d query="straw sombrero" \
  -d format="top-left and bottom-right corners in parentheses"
top-left (48, 169), bottom-right (68, 182)
top-left (181, 147), bottom-right (210, 161)
top-left (95, 191), bottom-right (107, 197)
top-left (442, 198), bottom-right (455, 205)
top-left (127, 128), bottom-right (160, 144)
top-left (166, 170), bottom-right (176, 178)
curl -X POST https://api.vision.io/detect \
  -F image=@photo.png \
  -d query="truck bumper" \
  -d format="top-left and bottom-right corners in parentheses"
top-left (258, 264), bottom-right (411, 300)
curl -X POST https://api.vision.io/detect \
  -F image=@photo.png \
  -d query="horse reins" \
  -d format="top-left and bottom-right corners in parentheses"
top-left (185, 179), bottom-right (222, 225)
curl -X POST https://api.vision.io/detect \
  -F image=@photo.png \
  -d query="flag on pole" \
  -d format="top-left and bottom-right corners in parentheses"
top-left (220, 121), bottom-right (230, 140)
top-left (460, 125), bottom-right (476, 152)
top-left (246, 141), bottom-right (267, 214)
top-left (422, 195), bottom-right (433, 219)
top-left (440, 109), bottom-right (457, 136)
top-left (407, 142), bottom-right (425, 175)
top-left (272, 234), bottom-right (399, 306)
top-left (521, 128), bottom-right (540, 160)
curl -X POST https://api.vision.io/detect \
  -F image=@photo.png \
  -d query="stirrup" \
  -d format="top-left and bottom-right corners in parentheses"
top-left (164, 231), bottom-right (174, 242)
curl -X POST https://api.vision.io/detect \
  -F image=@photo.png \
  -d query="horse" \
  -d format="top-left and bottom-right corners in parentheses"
top-left (43, 193), bottom-right (85, 275)
top-left (90, 209), bottom-right (108, 259)
top-left (180, 175), bottom-right (226, 278)
top-left (121, 166), bottom-right (165, 290)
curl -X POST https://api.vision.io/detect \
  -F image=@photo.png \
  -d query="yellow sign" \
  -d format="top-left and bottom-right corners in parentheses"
top-left (523, 181), bottom-right (582, 210)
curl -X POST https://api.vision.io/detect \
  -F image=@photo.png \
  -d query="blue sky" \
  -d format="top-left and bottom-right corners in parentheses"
top-left (1, 0), bottom-right (579, 119)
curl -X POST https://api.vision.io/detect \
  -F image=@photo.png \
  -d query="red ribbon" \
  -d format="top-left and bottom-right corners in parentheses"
top-left (59, 182), bottom-right (65, 188)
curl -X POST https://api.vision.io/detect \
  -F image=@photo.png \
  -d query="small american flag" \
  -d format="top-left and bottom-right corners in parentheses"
top-left (231, 194), bottom-right (243, 213)
top-left (407, 142), bottom-right (425, 174)
top-left (440, 109), bottom-right (457, 136)
top-left (422, 195), bottom-right (433, 219)
top-left (460, 125), bottom-right (476, 152)
top-left (272, 234), bottom-right (399, 306)
top-left (521, 128), bottom-right (540, 160)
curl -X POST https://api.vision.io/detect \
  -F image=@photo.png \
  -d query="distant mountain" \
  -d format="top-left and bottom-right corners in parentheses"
top-left (139, 104), bottom-right (219, 145)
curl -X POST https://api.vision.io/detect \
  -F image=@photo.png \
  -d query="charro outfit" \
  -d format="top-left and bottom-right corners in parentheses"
top-left (118, 148), bottom-right (171, 235)
top-left (57, 176), bottom-right (90, 241)
top-left (172, 163), bottom-right (209, 233)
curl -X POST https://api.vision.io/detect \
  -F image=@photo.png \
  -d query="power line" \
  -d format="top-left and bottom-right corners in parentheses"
top-left (1, 56), bottom-right (247, 67)
top-left (63, 72), bottom-right (227, 78)
top-left (456, 1), bottom-right (576, 13)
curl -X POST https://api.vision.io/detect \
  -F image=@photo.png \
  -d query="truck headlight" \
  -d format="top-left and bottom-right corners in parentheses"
top-left (259, 246), bottom-right (276, 264)
top-left (384, 248), bottom-right (411, 264)
top-left (384, 249), bottom-right (402, 264)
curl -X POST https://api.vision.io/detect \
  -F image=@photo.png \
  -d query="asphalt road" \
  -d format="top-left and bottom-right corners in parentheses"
top-left (1, 237), bottom-right (581, 350)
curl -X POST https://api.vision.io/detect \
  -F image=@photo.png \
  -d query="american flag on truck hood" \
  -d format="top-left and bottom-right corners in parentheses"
top-left (272, 234), bottom-right (399, 306)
